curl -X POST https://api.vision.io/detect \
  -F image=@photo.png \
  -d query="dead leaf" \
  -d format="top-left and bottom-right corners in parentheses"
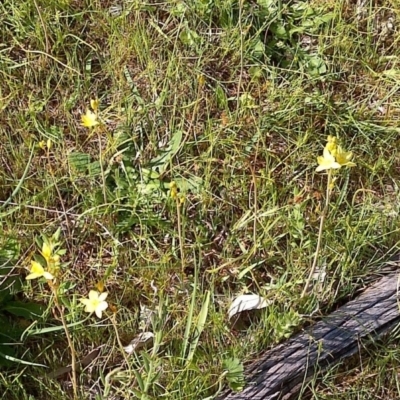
top-left (228, 294), bottom-right (271, 331)
top-left (123, 332), bottom-right (154, 354)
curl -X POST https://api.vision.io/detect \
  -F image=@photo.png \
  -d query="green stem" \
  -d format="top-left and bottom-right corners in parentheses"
top-left (52, 286), bottom-right (78, 399)
top-left (301, 170), bottom-right (333, 298)
top-left (177, 199), bottom-right (185, 272)
top-left (98, 129), bottom-right (107, 204)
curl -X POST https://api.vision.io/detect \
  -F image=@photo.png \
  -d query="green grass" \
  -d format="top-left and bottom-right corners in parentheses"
top-left (1, 0), bottom-right (400, 399)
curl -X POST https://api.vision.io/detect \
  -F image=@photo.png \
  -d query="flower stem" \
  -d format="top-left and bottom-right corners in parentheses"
top-left (97, 128), bottom-right (107, 204)
top-left (110, 312), bottom-right (130, 366)
top-left (52, 286), bottom-right (78, 399)
top-left (301, 170), bottom-right (333, 298)
top-left (177, 199), bottom-right (185, 272)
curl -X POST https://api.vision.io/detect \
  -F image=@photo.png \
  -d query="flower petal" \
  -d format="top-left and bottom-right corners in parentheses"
top-left (94, 301), bottom-right (108, 318)
top-left (31, 261), bottom-right (44, 274)
top-left (80, 299), bottom-right (95, 313)
top-left (90, 99), bottom-right (99, 112)
top-left (43, 271), bottom-right (54, 280)
top-left (99, 292), bottom-right (108, 301)
top-left (81, 110), bottom-right (98, 128)
top-left (26, 272), bottom-right (40, 280)
top-left (322, 148), bottom-right (335, 161)
top-left (88, 290), bottom-right (99, 300)
top-left (336, 151), bottom-right (355, 166)
top-left (86, 305), bottom-right (96, 313)
top-left (98, 301), bottom-right (108, 312)
top-left (42, 242), bottom-right (52, 261)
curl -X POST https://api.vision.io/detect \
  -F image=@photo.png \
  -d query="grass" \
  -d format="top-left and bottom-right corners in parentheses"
top-left (1, 0), bottom-right (400, 398)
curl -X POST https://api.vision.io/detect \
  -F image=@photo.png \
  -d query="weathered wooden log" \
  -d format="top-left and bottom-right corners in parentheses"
top-left (218, 269), bottom-right (400, 400)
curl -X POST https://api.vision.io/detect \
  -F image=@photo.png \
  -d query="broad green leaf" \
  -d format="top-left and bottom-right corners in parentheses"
top-left (215, 84), bottom-right (227, 108)
top-left (252, 40), bottom-right (265, 58)
top-left (3, 301), bottom-right (44, 320)
top-left (88, 161), bottom-right (102, 177)
top-left (0, 315), bottom-right (22, 341)
top-left (223, 357), bottom-right (245, 392)
top-left (149, 130), bottom-right (183, 174)
top-left (68, 152), bottom-right (91, 173)
top-left (319, 12), bottom-right (335, 23)
top-left (187, 290), bottom-right (210, 362)
top-left (0, 345), bottom-right (15, 367)
top-left (249, 66), bottom-right (264, 80)
top-left (272, 24), bottom-right (288, 39)
top-left (173, 176), bottom-right (203, 194)
top-left (179, 28), bottom-right (200, 47)
top-left (257, 0), bottom-right (275, 8)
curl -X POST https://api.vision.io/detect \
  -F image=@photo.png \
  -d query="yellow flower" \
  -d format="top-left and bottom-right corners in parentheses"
top-left (325, 136), bottom-right (338, 152)
top-left (26, 260), bottom-right (54, 280)
top-left (95, 280), bottom-right (105, 293)
top-left (316, 148), bottom-right (341, 172)
top-left (170, 181), bottom-right (178, 199)
top-left (81, 109), bottom-right (99, 128)
top-left (197, 74), bottom-right (205, 86)
top-left (38, 139), bottom-right (52, 150)
top-left (90, 99), bottom-right (99, 112)
top-left (333, 146), bottom-right (356, 167)
top-left (41, 242), bottom-right (52, 263)
top-left (80, 290), bottom-right (108, 318)
top-left (328, 176), bottom-right (338, 190)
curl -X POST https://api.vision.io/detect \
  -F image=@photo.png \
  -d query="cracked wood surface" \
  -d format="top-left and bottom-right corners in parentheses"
top-left (218, 269), bottom-right (400, 400)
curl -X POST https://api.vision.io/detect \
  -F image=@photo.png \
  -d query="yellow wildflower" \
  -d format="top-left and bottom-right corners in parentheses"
top-left (38, 139), bottom-right (52, 150)
top-left (41, 242), bottom-right (52, 263)
top-left (80, 290), bottom-right (108, 318)
top-left (325, 136), bottom-right (337, 152)
top-left (170, 181), bottom-right (178, 199)
top-left (90, 99), bottom-right (100, 112)
top-left (81, 109), bottom-right (99, 128)
top-left (325, 135), bottom-right (338, 152)
top-left (316, 148), bottom-right (341, 172)
top-left (26, 260), bottom-right (54, 280)
top-left (197, 74), bottom-right (205, 86)
top-left (332, 146), bottom-right (356, 167)
top-left (95, 280), bottom-right (105, 293)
